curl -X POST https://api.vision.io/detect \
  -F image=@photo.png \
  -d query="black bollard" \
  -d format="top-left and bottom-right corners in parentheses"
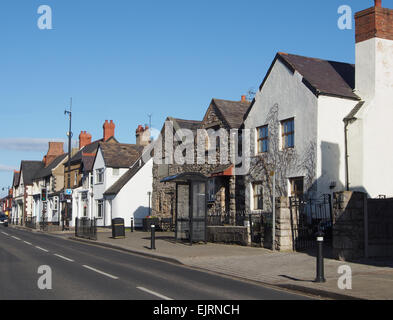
top-left (314, 230), bottom-right (326, 283)
top-left (151, 224), bottom-right (156, 250)
top-left (131, 218), bottom-right (134, 233)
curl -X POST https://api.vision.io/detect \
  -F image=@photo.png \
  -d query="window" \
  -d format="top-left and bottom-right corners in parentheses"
top-left (281, 118), bottom-right (295, 149)
top-left (53, 197), bottom-right (59, 210)
top-left (97, 200), bottom-right (104, 218)
top-left (74, 172), bottom-right (78, 186)
top-left (113, 168), bottom-right (119, 176)
top-left (208, 179), bottom-right (215, 202)
top-left (257, 125), bottom-right (269, 153)
top-left (96, 168), bottom-right (104, 184)
top-left (253, 182), bottom-right (263, 210)
top-left (290, 177), bottom-right (304, 198)
top-left (90, 174), bottom-right (94, 186)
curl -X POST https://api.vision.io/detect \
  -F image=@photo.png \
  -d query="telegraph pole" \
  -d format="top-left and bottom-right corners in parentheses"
top-left (64, 98), bottom-right (73, 230)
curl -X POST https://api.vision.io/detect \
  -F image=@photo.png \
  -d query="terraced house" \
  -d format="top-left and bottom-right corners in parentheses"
top-left (63, 120), bottom-right (118, 228)
top-left (31, 142), bottom-right (67, 226)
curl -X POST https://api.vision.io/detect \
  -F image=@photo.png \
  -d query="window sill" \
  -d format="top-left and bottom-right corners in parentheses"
top-left (251, 209), bottom-right (264, 214)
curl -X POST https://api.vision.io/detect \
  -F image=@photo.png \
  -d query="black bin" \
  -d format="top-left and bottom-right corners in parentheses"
top-left (112, 218), bottom-right (125, 239)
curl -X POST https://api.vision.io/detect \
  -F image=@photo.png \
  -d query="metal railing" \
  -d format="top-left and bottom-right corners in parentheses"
top-left (26, 217), bottom-right (37, 229)
top-left (207, 211), bottom-right (248, 226)
top-left (75, 217), bottom-right (97, 240)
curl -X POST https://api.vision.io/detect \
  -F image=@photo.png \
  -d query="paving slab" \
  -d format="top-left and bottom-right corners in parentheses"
top-left (69, 231), bottom-right (393, 300)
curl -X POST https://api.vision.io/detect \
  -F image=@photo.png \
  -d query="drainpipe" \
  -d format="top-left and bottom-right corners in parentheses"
top-left (344, 116), bottom-right (357, 191)
top-left (344, 120), bottom-right (350, 191)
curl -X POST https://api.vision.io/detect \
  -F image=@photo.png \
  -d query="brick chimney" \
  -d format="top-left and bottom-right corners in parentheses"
top-left (103, 120), bottom-right (115, 142)
top-left (79, 131), bottom-right (92, 149)
top-left (135, 125), bottom-right (151, 147)
top-left (355, 0), bottom-right (393, 99)
top-left (43, 142), bottom-right (64, 167)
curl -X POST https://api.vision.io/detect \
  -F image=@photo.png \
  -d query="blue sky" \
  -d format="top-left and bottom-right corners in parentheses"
top-left (0, 0), bottom-right (387, 196)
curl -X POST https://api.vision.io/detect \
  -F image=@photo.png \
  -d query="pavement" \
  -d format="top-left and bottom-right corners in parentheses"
top-left (68, 230), bottom-right (393, 300)
top-left (0, 226), bottom-right (310, 300)
top-left (7, 224), bottom-right (393, 300)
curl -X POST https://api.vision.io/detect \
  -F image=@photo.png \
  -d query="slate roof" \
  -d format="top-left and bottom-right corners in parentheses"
top-left (100, 142), bottom-right (144, 168)
top-left (211, 99), bottom-right (251, 129)
top-left (20, 161), bottom-right (44, 185)
top-left (170, 118), bottom-right (202, 133)
top-left (34, 154), bottom-right (67, 180)
top-left (70, 140), bottom-right (101, 164)
top-left (242, 52), bottom-right (361, 124)
top-left (277, 52), bottom-right (359, 100)
top-left (82, 155), bottom-right (96, 173)
top-left (12, 172), bottom-right (20, 187)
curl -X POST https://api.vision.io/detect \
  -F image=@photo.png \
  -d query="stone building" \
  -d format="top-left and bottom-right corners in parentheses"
top-left (152, 96), bottom-right (250, 224)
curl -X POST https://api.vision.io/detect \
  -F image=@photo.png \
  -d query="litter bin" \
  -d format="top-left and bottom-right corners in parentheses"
top-left (112, 218), bottom-right (125, 239)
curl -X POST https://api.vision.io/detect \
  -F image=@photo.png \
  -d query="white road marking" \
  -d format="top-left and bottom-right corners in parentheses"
top-left (54, 254), bottom-right (74, 262)
top-left (137, 287), bottom-right (173, 300)
top-left (11, 236), bottom-right (21, 240)
top-left (82, 265), bottom-right (119, 280)
top-left (1, 232), bottom-right (9, 236)
top-left (35, 246), bottom-right (49, 252)
top-left (24, 241), bottom-right (32, 245)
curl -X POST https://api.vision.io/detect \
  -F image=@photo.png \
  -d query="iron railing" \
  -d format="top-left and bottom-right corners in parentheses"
top-left (26, 217), bottom-right (37, 229)
top-left (207, 211), bottom-right (248, 226)
top-left (289, 194), bottom-right (333, 251)
top-left (75, 217), bottom-right (97, 240)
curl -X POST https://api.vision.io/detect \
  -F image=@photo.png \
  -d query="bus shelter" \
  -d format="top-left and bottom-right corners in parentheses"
top-left (161, 173), bottom-right (208, 245)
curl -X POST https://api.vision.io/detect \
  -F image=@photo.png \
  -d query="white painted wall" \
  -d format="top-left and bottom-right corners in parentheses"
top-left (316, 96), bottom-right (358, 196)
top-left (109, 158), bottom-right (153, 228)
top-left (348, 37), bottom-right (393, 197)
top-left (92, 148), bottom-right (129, 226)
top-left (243, 58), bottom-right (318, 207)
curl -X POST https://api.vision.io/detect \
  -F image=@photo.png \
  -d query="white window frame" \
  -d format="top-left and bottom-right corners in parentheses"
top-left (97, 200), bottom-right (104, 219)
top-left (96, 168), bottom-right (104, 184)
top-left (252, 182), bottom-right (263, 211)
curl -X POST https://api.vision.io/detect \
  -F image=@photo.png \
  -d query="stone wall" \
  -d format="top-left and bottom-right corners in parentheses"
top-left (367, 198), bottom-right (393, 257)
top-left (333, 191), bottom-right (393, 260)
top-left (332, 191), bottom-right (366, 261)
top-left (152, 106), bottom-right (245, 222)
top-left (274, 197), bottom-right (296, 251)
top-left (207, 226), bottom-right (248, 246)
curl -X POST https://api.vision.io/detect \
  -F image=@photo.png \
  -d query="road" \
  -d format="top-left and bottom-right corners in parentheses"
top-left (0, 226), bottom-right (311, 300)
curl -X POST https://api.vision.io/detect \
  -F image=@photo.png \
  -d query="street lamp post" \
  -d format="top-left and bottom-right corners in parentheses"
top-left (64, 98), bottom-right (73, 231)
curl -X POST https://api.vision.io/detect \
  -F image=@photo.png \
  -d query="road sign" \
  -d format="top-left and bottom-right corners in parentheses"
top-left (65, 189), bottom-right (73, 196)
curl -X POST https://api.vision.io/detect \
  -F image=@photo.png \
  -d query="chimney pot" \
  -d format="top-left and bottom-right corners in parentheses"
top-left (79, 131), bottom-right (92, 149)
top-left (103, 120), bottom-right (115, 141)
top-left (375, 0), bottom-right (382, 7)
top-left (241, 95), bottom-right (247, 102)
